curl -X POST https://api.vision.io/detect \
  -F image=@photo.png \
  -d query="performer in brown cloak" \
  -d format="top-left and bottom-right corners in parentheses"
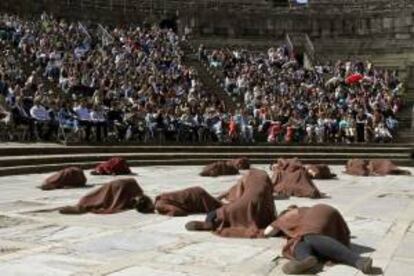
top-left (305, 164), bottom-right (337, 180)
top-left (271, 159), bottom-right (321, 198)
top-left (264, 204), bottom-right (372, 274)
top-left (155, 186), bottom-right (222, 216)
top-left (40, 167), bottom-right (87, 190)
top-left (227, 157), bottom-right (250, 170)
top-left (91, 157), bottom-right (132, 175)
top-left (199, 161), bottom-right (239, 177)
top-left (186, 169), bottom-right (276, 238)
top-left (344, 159), bottom-right (371, 176)
top-left (59, 178), bottom-right (153, 214)
top-left (367, 159), bottom-right (411, 176)
top-left (345, 159), bottom-right (411, 176)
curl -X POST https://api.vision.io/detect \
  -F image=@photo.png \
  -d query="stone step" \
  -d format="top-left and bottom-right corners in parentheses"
top-left (0, 145), bottom-right (412, 156)
top-left (0, 157), bottom-right (412, 177)
top-left (0, 151), bottom-right (411, 168)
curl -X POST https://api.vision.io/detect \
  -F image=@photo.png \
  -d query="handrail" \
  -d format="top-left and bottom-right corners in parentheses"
top-left (78, 22), bottom-right (91, 41)
top-left (285, 33), bottom-right (294, 57)
top-left (97, 24), bottom-right (114, 46)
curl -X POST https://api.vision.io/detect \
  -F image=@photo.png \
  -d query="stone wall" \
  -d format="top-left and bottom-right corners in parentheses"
top-left (0, 0), bottom-right (413, 42)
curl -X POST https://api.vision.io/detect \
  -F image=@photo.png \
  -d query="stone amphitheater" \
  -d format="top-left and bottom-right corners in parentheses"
top-left (0, 1), bottom-right (413, 275)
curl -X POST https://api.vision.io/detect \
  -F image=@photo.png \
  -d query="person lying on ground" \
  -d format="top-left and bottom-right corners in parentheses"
top-left (59, 178), bottom-right (153, 214)
top-left (91, 157), bottom-right (133, 175)
top-left (40, 167), bottom-right (87, 190)
top-left (186, 169), bottom-right (276, 238)
top-left (264, 204), bottom-right (373, 275)
top-left (155, 186), bottom-right (222, 216)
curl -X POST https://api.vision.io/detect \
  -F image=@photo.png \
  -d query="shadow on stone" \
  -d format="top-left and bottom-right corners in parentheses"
top-left (350, 243), bottom-right (376, 254)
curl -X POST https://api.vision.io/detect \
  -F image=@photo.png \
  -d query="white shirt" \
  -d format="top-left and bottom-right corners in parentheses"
top-left (90, 110), bottom-right (106, 122)
top-left (74, 106), bottom-right (91, 121)
top-left (30, 105), bottom-right (50, 121)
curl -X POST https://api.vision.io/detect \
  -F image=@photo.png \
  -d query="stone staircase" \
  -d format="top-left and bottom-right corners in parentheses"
top-left (180, 41), bottom-right (236, 110)
top-left (0, 144), bottom-right (412, 176)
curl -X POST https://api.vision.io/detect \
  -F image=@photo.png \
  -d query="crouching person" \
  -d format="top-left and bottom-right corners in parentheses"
top-left (185, 169), bottom-right (276, 238)
top-left (264, 204), bottom-right (373, 274)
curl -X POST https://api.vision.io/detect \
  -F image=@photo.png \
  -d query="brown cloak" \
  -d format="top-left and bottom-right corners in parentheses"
top-left (227, 158), bottom-right (251, 170)
top-left (41, 167), bottom-right (87, 190)
top-left (344, 159), bottom-right (370, 176)
top-left (93, 157), bottom-right (132, 175)
top-left (155, 186), bottom-right (222, 216)
top-left (270, 204), bottom-right (350, 259)
top-left (200, 161), bottom-right (239, 177)
top-left (306, 164), bottom-right (336, 180)
top-left (271, 159), bottom-right (321, 198)
top-left (368, 159), bottom-right (411, 176)
top-left (62, 178), bottom-right (142, 214)
top-left (215, 169), bottom-right (276, 238)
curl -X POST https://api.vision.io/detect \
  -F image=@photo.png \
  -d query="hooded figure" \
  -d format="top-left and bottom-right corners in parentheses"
top-left (305, 164), bottom-right (337, 180)
top-left (271, 159), bottom-right (321, 198)
top-left (226, 157), bottom-right (251, 170)
top-left (344, 159), bottom-right (370, 176)
top-left (186, 169), bottom-right (276, 238)
top-left (91, 157), bottom-right (132, 175)
top-left (264, 204), bottom-right (372, 275)
top-left (199, 161), bottom-right (239, 177)
top-left (59, 178), bottom-right (153, 214)
top-left (40, 167), bottom-right (87, 190)
top-left (367, 159), bottom-right (411, 176)
top-left (155, 186), bottom-right (222, 216)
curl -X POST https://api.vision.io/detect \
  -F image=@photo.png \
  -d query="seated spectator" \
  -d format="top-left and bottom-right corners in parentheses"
top-left (73, 99), bottom-right (92, 141)
top-left (90, 104), bottom-right (108, 142)
top-left (30, 98), bottom-right (56, 140)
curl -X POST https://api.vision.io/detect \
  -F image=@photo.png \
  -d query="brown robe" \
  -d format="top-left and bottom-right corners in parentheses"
top-left (306, 164), bottom-right (336, 180)
top-left (93, 157), bottom-right (132, 175)
top-left (155, 186), bottom-right (222, 216)
top-left (271, 159), bottom-right (321, 198)
top-left (200, 161), bottom-right (239, 177)
top-left (215, 169), bottom-right (276, 238)
top-left (41, 167), bottom-right (87, 190)
top-left (270, 204), bottom-right (350, 259)
top-left (368, 159), bottom-right (411, 176)
top-left (344, 159), bottom-right (370, 176)
top-left (62, 178), bottom-right (142, 214)
top-left (227, 158), bottom-right (250, 170)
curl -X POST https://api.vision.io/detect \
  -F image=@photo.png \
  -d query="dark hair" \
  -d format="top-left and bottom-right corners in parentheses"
top-left (135, 195), bottom-right (154, 214)
top-left (278, 205), bottom-right (298, 218)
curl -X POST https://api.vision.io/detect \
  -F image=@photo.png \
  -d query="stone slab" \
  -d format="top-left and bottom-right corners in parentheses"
top-left (0, 165), bottom-right (412, 275)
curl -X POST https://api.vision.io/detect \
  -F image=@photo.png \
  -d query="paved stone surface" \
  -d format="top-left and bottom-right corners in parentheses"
top-left (0, 165), bottom-right (412, 275)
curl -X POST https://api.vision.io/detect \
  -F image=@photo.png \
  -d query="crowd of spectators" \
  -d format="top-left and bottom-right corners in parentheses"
top-left (0, 14), bottom-right (226, 143)
top-left (200, 44), bottom-right (404, 144)
top-left (0, 13), bottom-right (405, 144)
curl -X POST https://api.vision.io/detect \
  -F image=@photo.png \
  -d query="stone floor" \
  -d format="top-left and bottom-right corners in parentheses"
top-left (0, 165), bottom-right (413, 276)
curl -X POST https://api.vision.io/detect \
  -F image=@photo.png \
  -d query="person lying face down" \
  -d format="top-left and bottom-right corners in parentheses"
top-left (59, 178), bottom-right (154, 214)
top-left (344, 159), bottom-right (371, 176)
top-left (186, 169), bottom-right (276, 238)
top-left (155, 186), bottom-right (222, 216)
top-left (199, 161), bottom-right (239, 177)
top-left (91, 157), bottom-right (133, 175)
top-left (305, 164), bottom-right (337, 180)
top-left (264, 204), bottom-right (373, 275)
top-left (270, 158), bottom-right (322, 199)
top-left (367, 159), bottom-right (411, 176)
top-left (40, 167), bottom-right (87, 190)
top-left (227, 157), bottom-right (251, 170)
top-left (345, 159), bottom-right (411, 176)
